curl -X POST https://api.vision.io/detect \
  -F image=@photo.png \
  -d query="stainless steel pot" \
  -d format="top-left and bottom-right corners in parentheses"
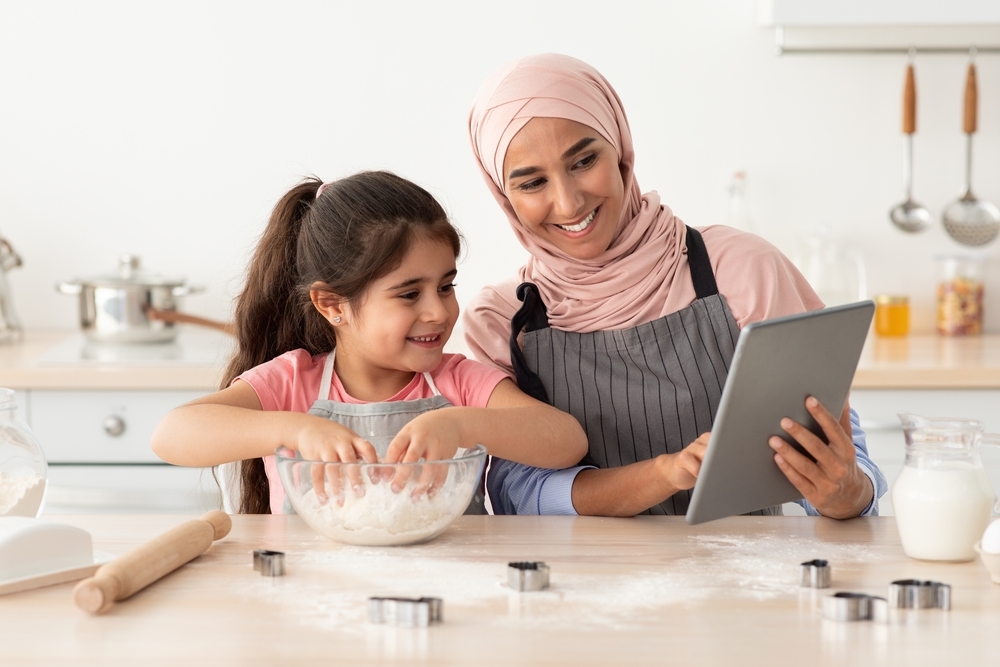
top-left (57, 255), bottom-right (204, 344)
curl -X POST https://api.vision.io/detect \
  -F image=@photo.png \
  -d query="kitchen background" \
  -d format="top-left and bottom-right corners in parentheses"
top-left (2, 0), bottom-right (1000, 344)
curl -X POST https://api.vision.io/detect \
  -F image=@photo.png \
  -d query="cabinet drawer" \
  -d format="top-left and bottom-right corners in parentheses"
top-left (29, 390), bottom-right (205, 463)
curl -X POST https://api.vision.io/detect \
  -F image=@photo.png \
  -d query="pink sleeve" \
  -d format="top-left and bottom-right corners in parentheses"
top-left (235, 349), bottom-right (322, 414)
top-left (701, 225), bottom-right (824, 327)
top-left (434, 354), bottom-right (509, 408)
top-left (462, 278), bottom-right (521, 375)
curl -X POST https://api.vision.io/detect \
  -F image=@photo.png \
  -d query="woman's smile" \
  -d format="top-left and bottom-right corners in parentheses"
top-left (503, 117), bottom-right (624, 260)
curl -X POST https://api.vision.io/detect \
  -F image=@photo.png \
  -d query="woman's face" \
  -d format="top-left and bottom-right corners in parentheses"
top-left (503, 117), bottom-right (624, 260)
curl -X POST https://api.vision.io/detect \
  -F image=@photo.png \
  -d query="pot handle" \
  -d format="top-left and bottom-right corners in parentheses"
top-left (171, 285), bottom-right (205, 297)
top-left (56, 282), bottom-right (82, 295)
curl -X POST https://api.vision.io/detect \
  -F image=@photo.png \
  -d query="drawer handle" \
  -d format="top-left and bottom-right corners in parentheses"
top-left (103, 415), bottom-right (126, 437)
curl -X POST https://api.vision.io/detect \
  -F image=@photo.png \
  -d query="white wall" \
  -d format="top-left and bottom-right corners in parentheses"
top-left (2, 0), bottom-right (999, 346)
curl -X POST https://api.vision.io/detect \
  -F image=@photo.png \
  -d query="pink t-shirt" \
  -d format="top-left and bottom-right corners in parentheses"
top-left (237, 350), bottom-right (507, 513)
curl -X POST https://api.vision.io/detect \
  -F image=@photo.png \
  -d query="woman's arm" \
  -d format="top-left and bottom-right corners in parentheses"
top-left (385, 378), bottom-right (588, 467)
top-left (151, 380), bottom-right (377, 467)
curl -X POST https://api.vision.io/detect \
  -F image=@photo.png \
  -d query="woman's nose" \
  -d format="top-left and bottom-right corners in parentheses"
top-left (551, 176), bottom-right (584, 219)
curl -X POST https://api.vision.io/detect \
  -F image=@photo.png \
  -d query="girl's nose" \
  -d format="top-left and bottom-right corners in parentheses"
top-left (422, 294), bottom-right (450, 322)
top-left (551, 175), bottom-right (585, 219)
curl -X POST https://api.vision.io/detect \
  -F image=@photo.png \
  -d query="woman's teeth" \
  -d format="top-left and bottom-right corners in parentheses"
top-left (557, 208), bottom-right (597, 233)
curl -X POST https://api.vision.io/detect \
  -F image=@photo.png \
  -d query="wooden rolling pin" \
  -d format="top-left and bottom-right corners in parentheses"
top-left (72, 510), bottom-right (231, 614)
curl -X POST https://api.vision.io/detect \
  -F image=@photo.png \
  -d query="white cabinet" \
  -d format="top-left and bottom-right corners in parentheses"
top-left (850, 389), bottom-right (1000, 516)
top-left (24, 389), bottom-right (222, 514)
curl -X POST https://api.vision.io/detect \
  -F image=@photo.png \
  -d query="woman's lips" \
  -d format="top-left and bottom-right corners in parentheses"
top-left (554, 207), bottom-right (598, 236)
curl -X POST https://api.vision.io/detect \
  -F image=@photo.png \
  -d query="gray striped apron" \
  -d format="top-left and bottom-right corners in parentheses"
top-left (509, 226), bottom-right (780, 516)
top-left (285, 350), bottom-right (487, 515)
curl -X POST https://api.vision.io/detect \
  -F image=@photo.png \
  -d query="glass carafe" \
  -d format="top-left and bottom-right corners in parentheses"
top-left (892, 413), bottom-right (999, 561)
top-left (0, 388), bottom-right (47, 517)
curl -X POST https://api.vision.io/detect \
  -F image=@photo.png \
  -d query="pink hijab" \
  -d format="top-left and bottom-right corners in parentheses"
top-left (468, 53), bottom-right (687, 332)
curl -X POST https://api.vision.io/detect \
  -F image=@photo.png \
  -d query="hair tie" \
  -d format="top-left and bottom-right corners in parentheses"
top-left (316, 181), bottom-right (332, 200)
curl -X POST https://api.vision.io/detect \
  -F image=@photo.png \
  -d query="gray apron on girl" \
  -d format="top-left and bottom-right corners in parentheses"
top-left (281, 351), bottom-right (488, 515)
top-left (509, 225), bottom-right (780, 516)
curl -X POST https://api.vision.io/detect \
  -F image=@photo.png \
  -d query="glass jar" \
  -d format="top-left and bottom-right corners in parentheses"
top-left (0, 388), bottom-right (47, 517)
top-left (874, 295), bottom-right (909, 336)
top-left (936, 255), bottom-right (985, 335)
top-left (892, 413), bottom-right (999, 562)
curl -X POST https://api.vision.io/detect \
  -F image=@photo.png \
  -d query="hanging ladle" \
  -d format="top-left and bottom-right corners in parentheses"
top-left (889, 60), bottom-right (932, 233)
top-left (942, 53), bottom-right (1000, 246)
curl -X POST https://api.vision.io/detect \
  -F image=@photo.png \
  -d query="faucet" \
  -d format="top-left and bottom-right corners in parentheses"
top-left (0, 236), bottom-right (23, 343)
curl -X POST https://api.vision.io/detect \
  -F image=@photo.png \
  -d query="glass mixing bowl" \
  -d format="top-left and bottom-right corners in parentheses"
top-left (0, 388), bottom-right (47, 517)
top-left (275, 445), bottom-right (487, 546)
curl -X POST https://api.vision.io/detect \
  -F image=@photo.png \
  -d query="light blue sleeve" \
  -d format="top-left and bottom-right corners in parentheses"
top-left (797, 408), bottom-right (888, 517)
top-left (486, 457), bottom-right (594, 515)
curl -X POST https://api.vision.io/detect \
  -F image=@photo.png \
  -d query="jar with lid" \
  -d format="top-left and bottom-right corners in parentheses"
top-left (874, 295), bottom-right (909, 336)
top-left (0, 388), bottom-right (47, 517)
top-left (892, 413), bottom-right (999, 561)
top-left (936, 255), bottom-right (985, 335)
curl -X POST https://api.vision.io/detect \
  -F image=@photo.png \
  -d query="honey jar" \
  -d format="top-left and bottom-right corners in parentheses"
top-left (874, 295), bottom-right (909, 337)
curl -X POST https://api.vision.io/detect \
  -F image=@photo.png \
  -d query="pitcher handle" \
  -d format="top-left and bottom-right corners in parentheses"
top-left (983, 433), bottom-right (1000, 447)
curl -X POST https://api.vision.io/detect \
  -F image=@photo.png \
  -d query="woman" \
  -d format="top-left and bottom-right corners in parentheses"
top-left (464, 53), bottom-right (886, 518)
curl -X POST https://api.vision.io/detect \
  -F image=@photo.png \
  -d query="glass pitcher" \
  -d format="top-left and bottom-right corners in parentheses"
top-left (892, 413), bottom-right (999, 562)
top-left (0, 388), bottom-right (47, 517)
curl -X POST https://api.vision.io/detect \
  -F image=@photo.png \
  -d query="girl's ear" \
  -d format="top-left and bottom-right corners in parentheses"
top-left (309, 283), bottom-right (347, 326)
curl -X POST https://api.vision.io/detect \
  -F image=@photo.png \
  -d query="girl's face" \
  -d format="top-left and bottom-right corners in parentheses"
top-left (330, 236), bottom-right (459, 395)
top-left (503, 117), bottom-right (625, 261)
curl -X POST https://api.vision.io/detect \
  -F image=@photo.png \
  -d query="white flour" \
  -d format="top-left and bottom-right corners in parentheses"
top-left (236, 531), bottom-right (883, 632)
top-left (294, 479), bottom-right (467, 546)
top-left (0, 471), bottom-right (45, 516)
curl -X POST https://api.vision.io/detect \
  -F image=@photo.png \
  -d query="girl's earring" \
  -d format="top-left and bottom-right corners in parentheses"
top-left (333, 317), bottom-right (342, 324)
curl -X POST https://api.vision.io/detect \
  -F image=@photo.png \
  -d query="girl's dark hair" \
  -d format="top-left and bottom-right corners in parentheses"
top-left (223, 171), bottom-right (461, 513)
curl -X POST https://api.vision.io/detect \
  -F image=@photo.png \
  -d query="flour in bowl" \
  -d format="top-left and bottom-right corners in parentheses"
top-left (293, 478), bottom-right (466, 546)
top-left (0, 471), bottom-right (45, 516)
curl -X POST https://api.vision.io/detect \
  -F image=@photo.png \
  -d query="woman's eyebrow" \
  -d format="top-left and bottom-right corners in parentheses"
top-left (507, 137), bottom-right (599, 181)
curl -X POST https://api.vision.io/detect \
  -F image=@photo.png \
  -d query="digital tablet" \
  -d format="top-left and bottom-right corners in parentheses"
top-left (685, 300), bottom-right (875, 525)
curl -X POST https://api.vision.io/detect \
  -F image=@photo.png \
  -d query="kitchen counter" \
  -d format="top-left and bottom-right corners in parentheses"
top-left (853, 333), bottom-right (1000, 389)
top-left (0, 330), bottom-right (231, 390)
top-left (1, 514), bottom-right (998, 666)
top-left (2, 330), bottom-right (1000, 392)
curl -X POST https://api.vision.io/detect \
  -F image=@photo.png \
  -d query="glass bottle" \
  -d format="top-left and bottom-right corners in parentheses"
top-left (874, 295), bottom-right (910, 336)
top-left (0, 388), bottom-right (47, 517)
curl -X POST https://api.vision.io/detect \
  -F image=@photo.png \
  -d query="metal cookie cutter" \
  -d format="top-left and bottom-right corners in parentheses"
top-left (822, 592), bottom-right (887, 622)
top-left (799, 559), bottom-right (831, 588)
top-left (252, 549), bottom-right (285, 577)
top-left (367, 597), bottom-right (443, 627)
top-left (888, 579), bottom-right (951, 610)
top-left (507, 562), bottom-right (550, 592)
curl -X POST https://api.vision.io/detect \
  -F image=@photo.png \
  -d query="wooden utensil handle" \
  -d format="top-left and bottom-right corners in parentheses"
top-left (903, 64), bottom-right (916, 134)
top-left (145, 307), bottom-right (235, 336)
top-left (72, 511), bottom-right (231, 614)
top-left (964, 62), bottom-right (977, 134)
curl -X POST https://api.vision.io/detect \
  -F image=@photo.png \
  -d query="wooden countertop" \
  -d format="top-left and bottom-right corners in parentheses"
top-left (1, 331), bottom-right (999, 391)
top-left (853, 334), bottom-right (1000, 389)
top-left (1, 514), bottom-right (998, 666)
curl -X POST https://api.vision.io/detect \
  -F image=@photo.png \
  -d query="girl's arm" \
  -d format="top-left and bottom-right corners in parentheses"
top-left (151, 380), bottom-right (377, 467)
top-left (385, 378), bottom-right (587, 467)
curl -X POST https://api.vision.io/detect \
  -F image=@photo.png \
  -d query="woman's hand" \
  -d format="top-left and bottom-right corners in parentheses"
top-left (293, 416), bottom-right (378, 506)
top-left (383, 409), bottom-right (463, 498)
top-left (769, 397), bottom-right (873, 519)
top-left (656, 433), bottom-right (710, 491)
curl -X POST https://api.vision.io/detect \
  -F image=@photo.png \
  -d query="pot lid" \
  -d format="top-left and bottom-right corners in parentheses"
top-left (65, 254), bottom-right (186, 288)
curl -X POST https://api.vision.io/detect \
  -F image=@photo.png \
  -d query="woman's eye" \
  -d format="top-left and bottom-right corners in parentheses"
top-left (574, 153), bottom-right (597, 169)
top-left (516, 178), bottom-right (545, 192)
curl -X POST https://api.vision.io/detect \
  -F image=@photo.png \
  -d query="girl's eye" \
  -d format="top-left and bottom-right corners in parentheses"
top-left (399, 291), bottom-right (419, 301)
top-left (438, 283), bottom-right (456, 295)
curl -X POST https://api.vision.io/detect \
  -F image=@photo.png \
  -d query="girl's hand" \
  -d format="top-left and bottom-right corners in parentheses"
top-left (655, 433), bottom-right (710, 491)
top-left (383, 410), bottom-right (463, 498)
top-left (768, 397), bottom-right (874, 519)
top-left (294, 416), bottom-right (378, 506)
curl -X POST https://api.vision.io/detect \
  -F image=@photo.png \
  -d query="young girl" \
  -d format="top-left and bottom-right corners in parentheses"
top-left (152, 171), bottom-right (587, 514)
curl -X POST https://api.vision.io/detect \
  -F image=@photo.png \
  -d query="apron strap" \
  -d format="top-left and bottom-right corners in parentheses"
top-left (508, 282), bottom-right (551, 403)
top-left (422, 372), bottom-right (443, 397)
top-left (685, 226), bottom-right (719, 299)
top-left (319, 350), bottom-right (336, 401)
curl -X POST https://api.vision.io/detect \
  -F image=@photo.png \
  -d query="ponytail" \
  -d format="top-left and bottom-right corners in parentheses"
top-left (223, 177), bottom-right (336, 514)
